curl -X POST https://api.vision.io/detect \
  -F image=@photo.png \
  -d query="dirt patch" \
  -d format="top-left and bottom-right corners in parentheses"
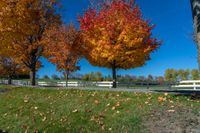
top-left (144, 106), bottom-right (200, 133)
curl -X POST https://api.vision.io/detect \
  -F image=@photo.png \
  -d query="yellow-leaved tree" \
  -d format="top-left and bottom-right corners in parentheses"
top-left (0, 0), bottom-right (62, 85)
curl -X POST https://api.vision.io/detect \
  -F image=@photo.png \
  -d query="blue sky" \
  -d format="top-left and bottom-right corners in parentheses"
top-left (38, 0), bottom-right (197, 78)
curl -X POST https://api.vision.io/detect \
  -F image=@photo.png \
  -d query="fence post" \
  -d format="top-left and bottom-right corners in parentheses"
top-left (193, 82), bottom-right (196, 90)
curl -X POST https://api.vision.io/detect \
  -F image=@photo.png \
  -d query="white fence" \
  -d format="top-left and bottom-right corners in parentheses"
top-left (0, 80), bottom-right (172, 89)
top-left (0, 80), bottom-right (113, 88)
top-left (95, 81), bottom-right (113, 88)
top-left (173, 80), bottom-right (200, 90)
top-left (0, 80), bottom-right (30, 86)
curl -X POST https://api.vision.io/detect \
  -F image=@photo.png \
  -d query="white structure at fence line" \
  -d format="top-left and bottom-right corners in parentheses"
top-left (57, 81), bottom-right (79, 87)
top-left (173, 80), bottom-right (200, 90)
top-left (95, 81), bottom-right (113, 88)
top-left (37, 81), bottom-right (49, 86)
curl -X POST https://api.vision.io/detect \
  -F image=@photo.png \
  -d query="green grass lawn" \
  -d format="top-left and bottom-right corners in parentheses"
top-left (0, 85), bottom-right (200, 133)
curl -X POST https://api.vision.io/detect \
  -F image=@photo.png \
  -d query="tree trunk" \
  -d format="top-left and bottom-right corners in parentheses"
top-left (30, 68), bottom-right (36, 86)
top-left (191, 0), bottom-right (200, 70)
top-left (112, 60), bottom-right (117, 88)
top-left (66, 73), bottom-right (69, 87)
top-left (8, 75), bottom-right (12, 85)
top-left (198, 45), bottom-right (200, 71)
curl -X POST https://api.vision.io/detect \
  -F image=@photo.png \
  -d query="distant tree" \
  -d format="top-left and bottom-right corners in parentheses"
top-left (82, 74), bottom-right (90, 81)
top-left (122, 75), bottom-right (132, 82)
top-left (104, 75), bottom-right (112, 81)
top-left (43, 75), bottom-right (50, 80)
top-left (82, 72), bottom-right (103, 81)
top-left (131, 76), bottom-right (137, 81)
top-left (51, 74), bottom-right (60, 80)
top-left (164, 69), bottom-right (178, 82)
top-left (0, 55), bottom-right (28, 84)
top-left (137, 76), bottom-right (146, 81)
top-left (155, 76), bottom-right (165, 83)
top-left (88, 72), bottom-right (95, 81)
top-left (95, 72), bottom-right (103, 81)
top-left (178, 69), bottom-right (190, 80)
top-left (147, 74), bottom-right (154, 81)
top-left (191, 69), bottom-right (200, 80)
top-left (117, 74), bottom-right (123, 81)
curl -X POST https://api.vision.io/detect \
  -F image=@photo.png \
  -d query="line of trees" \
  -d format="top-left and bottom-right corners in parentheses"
top-left (164, 69), bottom-right (200, 82)
top-left (41, 72), bottom-right (165, 83)
top-left (0, 0), bottom-right (160, 88)
top-left (40, 69), bottom-right (200, 83)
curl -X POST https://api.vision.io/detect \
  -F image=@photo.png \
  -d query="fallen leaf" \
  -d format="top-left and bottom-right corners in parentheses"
top-left (94, 100), bottom-right (100, 104)
top-left (115, 102), bottom-right (120, 107)
top-left (164, 93), bottom-right (168, 96)
top-left (72, 109), bottom-right (78, 113)
top-left (158, 96), bottom-right (166, 102)
top-left (166, 110), bottom-right (175, 113)
top-left (85, 108), bottom-right (92, 113)
top-left (112, 106), bottom-right (115, 110)
top-left (42, 116), bottom-right (47, 121)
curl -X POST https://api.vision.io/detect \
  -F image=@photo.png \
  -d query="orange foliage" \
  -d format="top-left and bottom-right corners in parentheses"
top-left (0, 0), bottom-right (62, 85)
top-left (79, 0), bottom-right (160, 69)
top-left (43, 25), bottom-right (82, 78)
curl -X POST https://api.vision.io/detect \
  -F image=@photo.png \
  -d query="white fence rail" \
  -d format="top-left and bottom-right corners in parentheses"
top-left (0, 80), bottom-right (172, 89)
top-left (173, 80), bottom-right (200, 90)
top-left (0, 80), bottom-right (113, 88)
top-left (95, 81), bottom-right (113, 88)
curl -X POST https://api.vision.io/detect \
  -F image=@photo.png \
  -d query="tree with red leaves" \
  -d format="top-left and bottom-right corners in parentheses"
top-left (79, 0), bottom-right (160, 88)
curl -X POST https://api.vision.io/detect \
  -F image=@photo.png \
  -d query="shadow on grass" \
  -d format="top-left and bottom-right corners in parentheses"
top-left (153, 90), bottom-right (200, 100)
top-left (0, 89), bottom-right (9, 93)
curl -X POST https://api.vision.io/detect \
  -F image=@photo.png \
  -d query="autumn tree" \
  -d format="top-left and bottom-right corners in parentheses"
top-left (164, 69), bottom-right (178, 82)
top-left (191, 69), bottom-right (199, 80)
top-left (155, 76), bottom-right (165, 83)
top-left (82, 74), bottom-right (90, 81)
top-left (43, 25), bottom-right (81, 86)
top-left (177, 69), bottom-right (190, 80)
top-left (0, 55), bottom-right (27, 84)
top-left (0, 0), bottom-right (62, 86)
top-left (51, 74), bottom-right (60, 80)
top-left (43, 75), bottom-right (50, 80)
top-left (95, 72), bottom-right (103, 81)
top-left (79, 0), bottom-right (160, 88)
top-left (147, 74), bottom-right (154, 81)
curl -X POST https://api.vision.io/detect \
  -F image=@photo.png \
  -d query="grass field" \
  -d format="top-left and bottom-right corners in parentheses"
top-left (0, 85), bottom-right (200, 133)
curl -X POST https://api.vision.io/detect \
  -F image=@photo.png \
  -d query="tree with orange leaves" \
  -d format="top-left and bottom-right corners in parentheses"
top-left (79, 0), bottom-right (160, 88)
top-left (0, 0), bottom-right (62, 85)
top-left (43, 25), bottom-right (81, 85)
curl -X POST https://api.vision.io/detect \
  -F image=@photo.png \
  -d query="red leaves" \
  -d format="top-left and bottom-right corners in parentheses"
top-left (79, 0), bottom-right (161, 69)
